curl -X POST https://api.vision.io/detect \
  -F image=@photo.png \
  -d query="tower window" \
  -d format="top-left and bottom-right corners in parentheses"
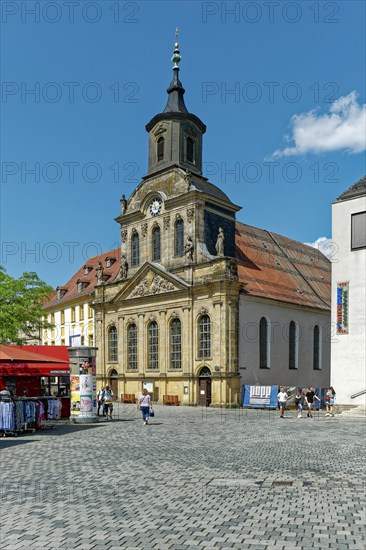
top-left (174, 218), bottom-right (184, 257)
top-left (313, 325), bottom-right (321, 370)
top-left (157, 137), bottom-right (164, 162)
top-left (152, 226), bottom-right (161, 261)
top-left (186, 137), bottom-right (194, 163)
top-left (131, 232), bottom-right (140, 267)
top-left (289, 321), bottom-right (298, 369)
top-left (198, 315), bottom-right (211, 358)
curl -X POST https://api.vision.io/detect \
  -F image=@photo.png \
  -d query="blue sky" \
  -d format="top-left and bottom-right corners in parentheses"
top-left (1, 0), bottom-right (365, 286)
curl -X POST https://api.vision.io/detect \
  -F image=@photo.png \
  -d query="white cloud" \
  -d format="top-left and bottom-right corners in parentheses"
top-left (273, 91), bottom-right (366, 157)
top-left (305, 237), bottom-right (335, 260)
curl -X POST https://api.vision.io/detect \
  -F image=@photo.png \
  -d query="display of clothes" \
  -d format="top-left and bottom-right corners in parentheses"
top-left (0, 396), bottom-right (62, 435)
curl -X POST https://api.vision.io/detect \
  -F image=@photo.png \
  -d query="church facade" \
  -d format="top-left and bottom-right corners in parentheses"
top-left (93, 41), bottom-right (331, 405)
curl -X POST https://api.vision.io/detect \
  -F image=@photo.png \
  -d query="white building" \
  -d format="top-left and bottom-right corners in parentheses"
top-left (331, 176), bottom-right (366, 405)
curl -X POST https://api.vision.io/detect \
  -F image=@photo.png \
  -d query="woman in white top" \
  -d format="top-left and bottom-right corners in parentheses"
top-left (277, 386), bottom-right (288, 418)
top-left (138, 388), bottom-right (153, 425)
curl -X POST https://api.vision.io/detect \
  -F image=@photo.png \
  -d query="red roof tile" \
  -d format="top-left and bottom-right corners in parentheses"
top-left (235, 222), bottom-right (331, 311)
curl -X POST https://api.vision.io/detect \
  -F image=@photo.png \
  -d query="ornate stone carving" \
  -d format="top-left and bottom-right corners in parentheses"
top-left (121, 228), bottom-right (127, 243)
top-left (163, 215), bottom-right (170, 230)
top-left (187, 207), bottom-right (194, 223)
top-left (199, 306), bottom-right (208, 316)
top-left (130, 279), bottom-right (148, 298)
top-left (151, 275), bottom-right (174, 294)
top-left (120, 194), bottom-right (127, 214)
top-left (175, 213), bottom-right (182, 221)
top-left (128, 272), bottom-right (177, 299)
top-left (153, 124), bottom-right (167, 136)
top-left (141, 223), bottom-right (148, 237)
top-left (184, 125), bottom-right (197, 137)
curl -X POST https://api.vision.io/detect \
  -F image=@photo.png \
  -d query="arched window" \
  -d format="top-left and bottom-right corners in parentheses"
top-left (198, 315), bottom-right (211, 358)
top-left (148, 321), bottom-right (159, 370)
top-left (127, 324), bottom-right (138, 370)
top-left (131, 232), bottom-right (140, 267)
top-left (108, 326), bottom-right (118, 362)
top-left (157, 137), bottom-right (164, 162)
top-left (289, 321), bottom-right (298, 369)
top-left (152, 226), bottom-right (161, 261)
top-left (170, 318), bottom-right (182, 369)
top-left (259, 317), bottom-right (269, 369)
top-left (174, 218), bottom-right (184, 257)
top-left (313, 325), bottom-right (321, 370)
top-left (186, 137), bottom-right (194, 163)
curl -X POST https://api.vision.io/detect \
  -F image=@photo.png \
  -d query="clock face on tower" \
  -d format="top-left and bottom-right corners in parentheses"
top-left (149, 198), bottom-right (162, 216)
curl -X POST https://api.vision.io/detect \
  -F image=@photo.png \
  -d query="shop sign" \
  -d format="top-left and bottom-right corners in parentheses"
top-left (336, 282), bottom-right (349, 334)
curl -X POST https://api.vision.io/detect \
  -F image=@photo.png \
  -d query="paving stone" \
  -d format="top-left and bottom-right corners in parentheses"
top-left (0, 406), bottom-right (365, 549)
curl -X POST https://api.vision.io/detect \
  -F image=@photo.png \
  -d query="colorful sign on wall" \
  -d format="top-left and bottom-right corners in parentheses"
top-left (336, 282), bottom-right (349, 334)
top-left (242, 385), bottom-right (278, 408)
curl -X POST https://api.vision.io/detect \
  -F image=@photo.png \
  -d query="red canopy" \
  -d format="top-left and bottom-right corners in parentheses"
top-left (0, 345), bottom-right (70, 377)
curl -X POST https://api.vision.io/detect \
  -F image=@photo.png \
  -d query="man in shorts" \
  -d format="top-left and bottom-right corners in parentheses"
top-left (305, 386), bottom-right (320, 418)
top-left (102, 386), bottom-right (114, 420)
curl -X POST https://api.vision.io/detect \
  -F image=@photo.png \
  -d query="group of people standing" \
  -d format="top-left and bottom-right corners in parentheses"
top-left (97, 386), bottom-right (154, 425)
top-left (277, 386), bottom-right (336, 419)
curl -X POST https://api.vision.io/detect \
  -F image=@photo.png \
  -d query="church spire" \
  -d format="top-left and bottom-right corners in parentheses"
top-left (164, 28), bottom-right (188, 114)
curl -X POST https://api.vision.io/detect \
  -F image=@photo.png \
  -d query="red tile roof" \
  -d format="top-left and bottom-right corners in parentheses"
top-left (235, 222), bottom-right (331, 311)
top-left (44, 248), bottom-right (120, 309)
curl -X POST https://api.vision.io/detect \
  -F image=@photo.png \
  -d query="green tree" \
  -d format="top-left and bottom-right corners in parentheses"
top-left (0, 266), bottom-right (54, 345)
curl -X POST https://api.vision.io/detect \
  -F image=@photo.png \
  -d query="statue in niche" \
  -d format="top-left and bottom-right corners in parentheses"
top-left (185, 236), bottom-right (194, 262)
top-left (215, 227), bottom-right (225, 257)
top-left (120, 194), bottom-right (127, 214)
top-left (96, 261), bottom-right (104, 285)
top-left (119, 256), bottom-right (129, 279)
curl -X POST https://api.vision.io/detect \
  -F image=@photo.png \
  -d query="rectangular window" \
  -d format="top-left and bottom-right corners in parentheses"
top-left (351, 211), bottom-right (366, 250)
top-left (71, 307), bottom-right (76, 322)
top-left (88, 306), bottom-right (93, 319)
top-left (79, 306), bottom-right (84, 321)
top-left (60, 310), bottom-right (65, 325)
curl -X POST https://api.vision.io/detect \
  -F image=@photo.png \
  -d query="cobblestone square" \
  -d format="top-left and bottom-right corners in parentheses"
top-left (1, 406), bottom-right (365, 549)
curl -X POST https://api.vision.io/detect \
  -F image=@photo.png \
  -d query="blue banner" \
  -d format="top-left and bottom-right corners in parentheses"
top-left (242, 385), bottom-right (278, 408)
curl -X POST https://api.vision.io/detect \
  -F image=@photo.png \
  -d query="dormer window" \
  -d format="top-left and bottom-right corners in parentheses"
top-left (56, 287), bottom-right (67, 300)
top-left (157, 137), bottom-right (164, 162)
top-left (186, 137), bottom-right (194, 163)
top-left (84, 265), bottom-right (92, 275)
top-left (77, 280), bottom-right (90, 294)
top-left (105, 257), bottom-right (116, 268)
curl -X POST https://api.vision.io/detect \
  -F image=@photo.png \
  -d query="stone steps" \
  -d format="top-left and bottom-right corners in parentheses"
top-left (339, 404), bottom-right (366, 418)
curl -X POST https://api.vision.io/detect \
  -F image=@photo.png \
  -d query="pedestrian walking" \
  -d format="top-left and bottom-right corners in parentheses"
top-left (102, 386), bottom-right (114, 420)
top-left (138, 388), bottom-right (153, 425)
top-left (277, 386), bottom-right (288, 418)
top-left (305, 386), bottom-right (320, 418)
top-left (325, 386), bottom-right (336, 417)
top-left (295, 388), bottom-right (305, 418)
top-left (97, 386), bottom-right (105, 416)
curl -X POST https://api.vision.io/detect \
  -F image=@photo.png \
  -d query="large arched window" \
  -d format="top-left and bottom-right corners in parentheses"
top-left (157, 137), bottom-right (164, 162)
top-left (131, 232), bottom-right (140, 267)
top-left (170, 318), bottom-right (182, 369)
top-left (152, 225), bottom-right (161, 261)
top-left (127, 324), bottom-right (138, 370)
top-left (198, 315), bottom-right (211, 358)
top-left (259, 317), bottom-right (269, 369)
top-left (148, 321), bottom-right (159, 370)
top-left (174, 218), bottom-right (184, 257)
top-left (289, 321), bottom-right (298, 369)
top-left (313, 325), bottom-right (321, 370)
top-left (186, 137), bottom-right (194, 163)
top-left (108, 326), bottom-right (118, 362)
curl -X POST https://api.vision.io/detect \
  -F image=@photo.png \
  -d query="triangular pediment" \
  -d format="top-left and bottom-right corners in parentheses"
top-left (112, 262), bottom-right (190, 302)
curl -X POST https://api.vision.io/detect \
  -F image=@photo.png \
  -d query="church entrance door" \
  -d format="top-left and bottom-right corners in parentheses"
top-left (198, 367), bottom-right (212, 406)
top-left (109, 369), bottom-right (118, 400)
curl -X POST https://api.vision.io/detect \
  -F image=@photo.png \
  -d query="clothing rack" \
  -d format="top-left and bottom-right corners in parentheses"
top-left (0, 396), bottom-right (62, 437)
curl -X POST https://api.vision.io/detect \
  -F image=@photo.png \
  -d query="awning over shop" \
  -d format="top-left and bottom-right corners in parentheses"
top-left (0, 345), bottom-right (70, 377)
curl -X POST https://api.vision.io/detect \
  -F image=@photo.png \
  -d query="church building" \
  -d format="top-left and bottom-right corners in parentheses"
top-left (92, 40), bottom-right (331, 405)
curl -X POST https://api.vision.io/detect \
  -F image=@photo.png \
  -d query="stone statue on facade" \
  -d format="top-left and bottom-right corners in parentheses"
top-left (215, 227), bottom-right (225, 257)
top-left (185, 235), bottom-right (194, 262)
top-left (120, 194), bottom-right (127, 214)
top-left (119, 255), bottom-right (129, 279)
top-left (96, 261), bottom-right (104, 285)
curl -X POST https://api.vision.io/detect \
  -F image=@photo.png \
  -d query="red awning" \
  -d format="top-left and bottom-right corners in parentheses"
top-left (0, 362), bottom-right (70, 377)
top-left (0, 345), bottom-right (69, 363)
